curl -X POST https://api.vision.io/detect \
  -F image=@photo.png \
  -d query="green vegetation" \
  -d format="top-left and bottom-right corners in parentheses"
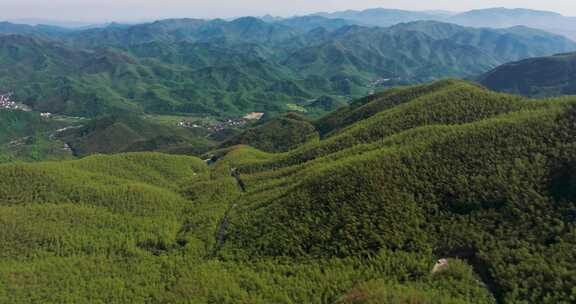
top-left (0, 18), bottom-right (574, 118)
top-left (0, 111), bottom-right (62, 144)
top-left (480, 52), bottom-right (576, 97)
top-left (0, 110), bottom-right (219, 164)
top-left (220, 80), bottom-right (576, 303)
top-left (1, 80), bottom-right (576, 303)
top-left (222, 113), bottom-right (319, 152)
top-left (0, 110), bottom-right (74, 162)
top-left (58, 114), bottom-right (215, 156)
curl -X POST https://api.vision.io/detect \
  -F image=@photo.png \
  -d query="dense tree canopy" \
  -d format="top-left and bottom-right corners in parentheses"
top-left (1, 80), bottom-right (575, 303)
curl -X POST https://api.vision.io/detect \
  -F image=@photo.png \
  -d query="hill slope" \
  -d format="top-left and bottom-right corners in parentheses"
top-left (216, 80), bottom-right (576, 303)
top-left (0, 150), bottom-right (494, 303)
top-left (479, 52), bottom-right (576, 97)
top-left (58, 114), bottom-right (214, 156)
top-left (221, 113), bottom-right (319, 152)
top-left (1, 81), bottom-right (575, 302)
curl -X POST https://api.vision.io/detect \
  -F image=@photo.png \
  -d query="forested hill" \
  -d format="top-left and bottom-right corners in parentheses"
top-left (479, 52), bottom-right (576, 97)
top-left (1, 80), bottom-right (575, 303)
top-left (0, 17), bottom-right (574, 117)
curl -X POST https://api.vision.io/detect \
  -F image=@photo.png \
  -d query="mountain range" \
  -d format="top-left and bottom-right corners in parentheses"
top-left (0, 16), bottom-right (574, 118)
top-left (311, 7), bottom-right (576, 40)
top-left (2, 6), bottom-right (576, 303)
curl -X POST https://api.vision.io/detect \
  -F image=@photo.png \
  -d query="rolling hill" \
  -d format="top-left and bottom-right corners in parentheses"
top-left (57, 114), bottom-right (215, 156)
top-left (1, 80), bottom-right (575, 303)
top-left (0, 110), bottom-right (73, 163)
top-left (479, 52), bottom-right (576, 97)
top-left (221, 113), bottom-right (319, 152)
top-left (217, 80), bottom-right (576, 303)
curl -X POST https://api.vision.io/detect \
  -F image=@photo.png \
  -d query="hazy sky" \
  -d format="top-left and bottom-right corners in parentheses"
top-left (2, 0), bottom-right (575, 23)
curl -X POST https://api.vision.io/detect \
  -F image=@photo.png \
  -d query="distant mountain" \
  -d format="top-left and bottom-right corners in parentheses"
top-left (276, 16), bottom-right (355, 32)
top-left (448, 8), bottom-right (576, 40)
top-left (314, 8), bottom-right (444, 27)
top-left (479, 52), bottom-right (576, 97)
top-left (285, 21), bottom-right (576, 83)
top-left (68, 17), bottom-right (300, 48)
top-left (0, 17), bottom-right (574, 117)
top-left (4, 18), bottom-right (102, 28)
top-left (259, 14), bottom-right (284, 23)
top-left (0, 22), bottom-right (71, 36)
top-left (0, 35), bottom-right (310, 117)
top-left (313, 7), bottom-right (576, 41)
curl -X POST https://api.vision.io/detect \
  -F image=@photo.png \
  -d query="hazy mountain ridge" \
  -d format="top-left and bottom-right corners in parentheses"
top-left (313, 8), bottom-right (444, 27)
top-left (447, 7), bottom-right (576, 39)
top-left (4, 6), bottom-right (576, 40)
top-left (310, 7), bottom-right (576, 40)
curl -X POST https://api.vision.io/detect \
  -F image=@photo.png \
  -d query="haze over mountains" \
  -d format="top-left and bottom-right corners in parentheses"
top-left (0, 10), bottom-right (574, 119)
top-left (2, 3), bottom-right (576, 304)
top-left (1, 5), bottom-right (575, 159)
top-left (5, 7), bottom-right (576, 40)
top-left (312, 7), bottom-right (576, 40)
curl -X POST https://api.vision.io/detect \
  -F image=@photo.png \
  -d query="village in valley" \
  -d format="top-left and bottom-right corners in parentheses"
top-left (0, 92), bottom-right (22, 111)
top-left (0, 92), bottom-right (37, 113)
top-left (177, 112), bottom-right (265, 132)
top-left (0, 91), bottom-right (55, 118)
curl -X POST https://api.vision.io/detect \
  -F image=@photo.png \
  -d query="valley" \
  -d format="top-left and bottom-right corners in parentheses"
top-left (1, 3), bottom-right (576, 304)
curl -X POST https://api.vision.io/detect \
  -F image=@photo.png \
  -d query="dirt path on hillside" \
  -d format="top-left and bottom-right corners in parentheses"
top-left (211, 168), bottom-right (247, 257)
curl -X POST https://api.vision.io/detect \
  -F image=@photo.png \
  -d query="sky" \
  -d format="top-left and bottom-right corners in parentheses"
top-left (2, 0), bottom-right (576, 23)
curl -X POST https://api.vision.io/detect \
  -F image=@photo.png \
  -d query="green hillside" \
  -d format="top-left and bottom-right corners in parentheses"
top-left (1, 80), bottom-right (575, 303)
top-left (217, 80), bottom-right (576, 303)
top-left (58, 114), bottom-right (214, 156)
top-left (221, 113), bottom-right (319, 152)
top-left (479, 52), bottom-right (576, 97)
top-left (0, 110), bottom-right (63, 144)
top-left (0, 110), bottom-right (76, 162)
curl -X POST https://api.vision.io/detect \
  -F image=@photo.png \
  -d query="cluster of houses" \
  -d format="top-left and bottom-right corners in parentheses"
top-left (0, 92), bottom-right (21, 110)
top-left (0, 92), bottom-right (34, 112)
top-left (178, 112), bottom-right (265, 132)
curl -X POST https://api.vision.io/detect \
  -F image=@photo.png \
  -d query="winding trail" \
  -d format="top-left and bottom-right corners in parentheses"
top-left (48, 125), bottom-right (84, 140)
top-left (211, 168), bottom-right (247, 257)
